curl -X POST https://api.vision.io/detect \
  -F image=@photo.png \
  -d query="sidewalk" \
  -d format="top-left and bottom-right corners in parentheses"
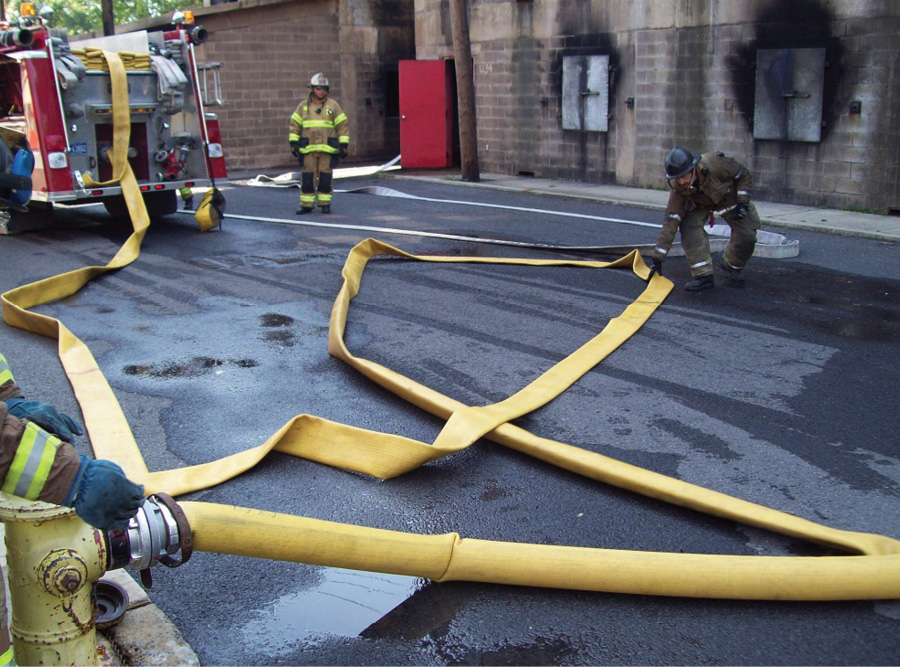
top-left (382, 170), bottom-right (900, 243)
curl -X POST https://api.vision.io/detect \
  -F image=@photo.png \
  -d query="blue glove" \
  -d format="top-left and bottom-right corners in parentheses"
top-left (64, 456), bottom-right (145, 531)
top-left (6, 398), bottom-right (84, 442)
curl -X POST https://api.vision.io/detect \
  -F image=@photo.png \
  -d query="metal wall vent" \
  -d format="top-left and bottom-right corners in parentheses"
top-left (562, 55), bottom-right (609, 132)
top-left (753, 48), bottom-right (825, 143)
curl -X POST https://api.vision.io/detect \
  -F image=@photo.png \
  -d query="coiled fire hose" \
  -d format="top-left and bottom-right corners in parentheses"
top-left (2, 50), bottom-right (900, 602)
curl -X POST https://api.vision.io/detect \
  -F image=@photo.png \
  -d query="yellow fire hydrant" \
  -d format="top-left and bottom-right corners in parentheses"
top-left (0, 491), bottom-right (192, 666)
top-left (0, 492), bottom-right (105, 666)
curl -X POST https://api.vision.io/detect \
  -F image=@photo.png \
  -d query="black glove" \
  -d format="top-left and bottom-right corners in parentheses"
top-left (731, 202), bottom-right (749, 220)
top-left (339, 144), bottom-right (348, 160)
top-left (648, 257), bottom-right (663, 281)
top-left (64, 456), bottom-right (145, 531)
top-left (290, 141), bottom-right (300, 158)
top-left (6, 398), bottom-right (84, 442)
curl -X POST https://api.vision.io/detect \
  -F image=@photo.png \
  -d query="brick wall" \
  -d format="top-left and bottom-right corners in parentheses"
top-left (190, 0), bottom-right (413, 173)
top-left (415, 0), bottom-right (900, 212)
top-left (108, 0), bottom-right (899, 211)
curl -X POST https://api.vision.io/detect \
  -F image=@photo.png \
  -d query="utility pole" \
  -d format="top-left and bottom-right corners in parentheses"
top-left (101, 0), bottom-right (115, 36)
top-left (449, 0), bottom-right (479, 182)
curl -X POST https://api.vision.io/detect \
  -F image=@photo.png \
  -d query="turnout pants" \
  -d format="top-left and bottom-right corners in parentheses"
top-left (680, 204), bottom-right (760, 277)
top-left (299, 152), bottom-right (334, 210)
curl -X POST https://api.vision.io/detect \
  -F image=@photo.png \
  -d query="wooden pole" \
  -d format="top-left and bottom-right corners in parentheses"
top-left (449, 0), bottom-right (479, 182)
top-left (101, 0), bottom-right (115, 36)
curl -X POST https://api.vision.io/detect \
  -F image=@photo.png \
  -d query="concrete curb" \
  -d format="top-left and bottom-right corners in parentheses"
top-left (100, 570), bottom-right (200, 667)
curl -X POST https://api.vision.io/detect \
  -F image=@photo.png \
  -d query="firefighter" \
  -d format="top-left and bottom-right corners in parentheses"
top-left (649, 147), bottom-right (760, 291)
top-left (288, 72), bottom-right (350, 215)
top-left (0, 352), bottom-right (145, 666)
top-left (179, 185), bottom-right (194, 211)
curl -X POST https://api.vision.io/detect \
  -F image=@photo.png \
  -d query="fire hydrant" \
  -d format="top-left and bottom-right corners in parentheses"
top-left (0, 492), bottom-right (191, 666)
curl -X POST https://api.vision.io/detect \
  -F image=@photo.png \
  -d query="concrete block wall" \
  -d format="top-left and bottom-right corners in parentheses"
top-left (415, 0), bottom-right (900, 212)
top-left (192, 1), bottom-right (342, 172)
top-left (189, 0), bottom-right (413, 172)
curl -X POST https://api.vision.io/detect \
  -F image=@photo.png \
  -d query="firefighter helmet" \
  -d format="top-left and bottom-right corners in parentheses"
top-left (664, 147), bottom-right (700, 180)
top-left (309, 73), bottom-right (330, 90)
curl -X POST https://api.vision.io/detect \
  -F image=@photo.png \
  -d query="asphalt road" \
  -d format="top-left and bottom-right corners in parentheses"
top-left (1, 174), bottom-right (899, 665)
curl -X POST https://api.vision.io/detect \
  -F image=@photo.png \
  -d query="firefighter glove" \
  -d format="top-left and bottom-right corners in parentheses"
top-left (731, 202), bottom-right (749, 220)
top-left (290, 141), bottom-right (301, 158)
top-left (5, 398), bottom-right (84, 442)
top-left (339, 144), bottom-right (348, 160)
top-left (64, 456), bottom-right (145, 531)
top-left (648, 257), bottom-right (664, 281)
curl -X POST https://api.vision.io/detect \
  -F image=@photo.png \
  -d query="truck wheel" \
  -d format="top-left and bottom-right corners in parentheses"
top-left (103, 190), bottom-right (178, 220)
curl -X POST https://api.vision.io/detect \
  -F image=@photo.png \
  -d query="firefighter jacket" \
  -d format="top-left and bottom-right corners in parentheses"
top-left (289, 93), bottom-right (350, 155)
top-left (654, 152), bottom-right (753, 260)
top-left (0, 353), bottom-right (80, 505)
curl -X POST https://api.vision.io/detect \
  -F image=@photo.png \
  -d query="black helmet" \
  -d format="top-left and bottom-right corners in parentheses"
top-left (664, 147), bottom-right (700, 179)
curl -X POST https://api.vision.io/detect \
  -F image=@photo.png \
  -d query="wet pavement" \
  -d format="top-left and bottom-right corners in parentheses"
top-left (2, 164), bottom-right (898, 664)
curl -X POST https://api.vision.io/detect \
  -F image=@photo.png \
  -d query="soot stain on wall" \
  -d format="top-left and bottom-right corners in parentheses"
top-left (727, 0), bottom-right (844, 142)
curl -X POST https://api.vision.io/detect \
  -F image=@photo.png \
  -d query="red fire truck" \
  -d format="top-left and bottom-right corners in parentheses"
top-left (0, 4), bottom-right (226, 232)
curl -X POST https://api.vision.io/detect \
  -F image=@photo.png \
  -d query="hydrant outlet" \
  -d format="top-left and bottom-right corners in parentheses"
top-left (39, 549), bottom-right (88, 597)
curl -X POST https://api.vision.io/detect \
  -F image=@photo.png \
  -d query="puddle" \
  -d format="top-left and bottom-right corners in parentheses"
top-left (259, 313), bottom-right (295, 328)
top-left (241, 568), bottom-right (424, 655)
top-left (124, 356), bottom-right (258, 378)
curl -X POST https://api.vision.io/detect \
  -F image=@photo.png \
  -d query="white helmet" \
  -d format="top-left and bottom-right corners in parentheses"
top-left (309, 73), bottom-right (330, 90)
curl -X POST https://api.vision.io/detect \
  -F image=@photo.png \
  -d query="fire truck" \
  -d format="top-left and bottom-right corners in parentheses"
top-left (0, 3), bottom-right (226, 232)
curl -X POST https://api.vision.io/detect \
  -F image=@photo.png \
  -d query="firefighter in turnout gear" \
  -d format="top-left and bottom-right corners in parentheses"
top-left (288, 73), bottom-right (350, 214)
top-left (0, 352), bottom-right (145, 666)
top-left (649, 147), bottom-right (760, 291)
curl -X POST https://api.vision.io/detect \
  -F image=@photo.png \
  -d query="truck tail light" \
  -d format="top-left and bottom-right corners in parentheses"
top-left (46, 134), bottom-right (66, 151)
top-left (45, 134), bottom-right (68, 169)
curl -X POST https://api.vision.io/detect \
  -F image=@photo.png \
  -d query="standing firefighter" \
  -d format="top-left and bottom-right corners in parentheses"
top-left (288, 73), bottom-right (350, 215)
top-left (649, 147), bottom-right (760, 291)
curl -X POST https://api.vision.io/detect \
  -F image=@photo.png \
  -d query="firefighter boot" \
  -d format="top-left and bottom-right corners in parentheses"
top-left (684, 275), bottom-right (715, 291)
top-left (296, 207), bottom-right (313, 215)
top-left (321, 205), bottom-right (331, 214)
top-left (719, 257), bottom-right (745, 287)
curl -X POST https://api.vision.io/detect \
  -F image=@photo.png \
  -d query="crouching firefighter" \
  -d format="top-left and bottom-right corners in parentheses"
top-left (649, 147), bottom-right (760, 291)
top-left (288, 73), bottom-right (350, 215)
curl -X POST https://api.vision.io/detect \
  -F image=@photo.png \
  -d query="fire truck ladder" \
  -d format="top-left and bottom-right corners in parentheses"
top-left (197, 62), bottom-right (225, 107)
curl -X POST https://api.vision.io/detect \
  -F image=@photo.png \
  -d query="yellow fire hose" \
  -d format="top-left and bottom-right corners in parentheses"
top-left (183, 502), bottom-right (900, 601)
top-left (2, 50), bottom-right (900, 602)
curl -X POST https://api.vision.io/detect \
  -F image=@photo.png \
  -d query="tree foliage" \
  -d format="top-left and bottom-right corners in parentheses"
top-left (7, 0), bottom-right (189, 35)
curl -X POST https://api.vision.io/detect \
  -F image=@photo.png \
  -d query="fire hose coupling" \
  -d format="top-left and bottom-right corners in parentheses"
top-left (98, 144), bottom-right (138, 162)
top-left (0, 28), bottom-right (34, 49)
top-left (106, 492), bottom-right (193, 587)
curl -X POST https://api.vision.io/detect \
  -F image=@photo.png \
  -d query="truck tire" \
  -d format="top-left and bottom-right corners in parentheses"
top-left (103, 190), bottom-right (178, 221)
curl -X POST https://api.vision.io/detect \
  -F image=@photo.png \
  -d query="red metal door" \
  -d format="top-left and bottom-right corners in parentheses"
top-left (399, 60), bottom-right (453, 168)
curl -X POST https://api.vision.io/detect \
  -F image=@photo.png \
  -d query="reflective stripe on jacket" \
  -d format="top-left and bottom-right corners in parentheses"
top-left (289, 94), bottom-right (350, 154)
top-left (654, 152), bottom-right (753, 259)
top-left (0, 353), bottom-right (80, 504)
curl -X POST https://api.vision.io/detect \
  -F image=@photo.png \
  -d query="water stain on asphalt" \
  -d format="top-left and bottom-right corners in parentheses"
top-left (124, 356), bottom-right (258, 378)
top-left (259, 313), bottom-right (297, 347)
top-left (259, 313), bottom-right (295, 328)
top-left (240, 569), bottom-right (423, 655)
top-left (765, 266), bottom-right (899, 344)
